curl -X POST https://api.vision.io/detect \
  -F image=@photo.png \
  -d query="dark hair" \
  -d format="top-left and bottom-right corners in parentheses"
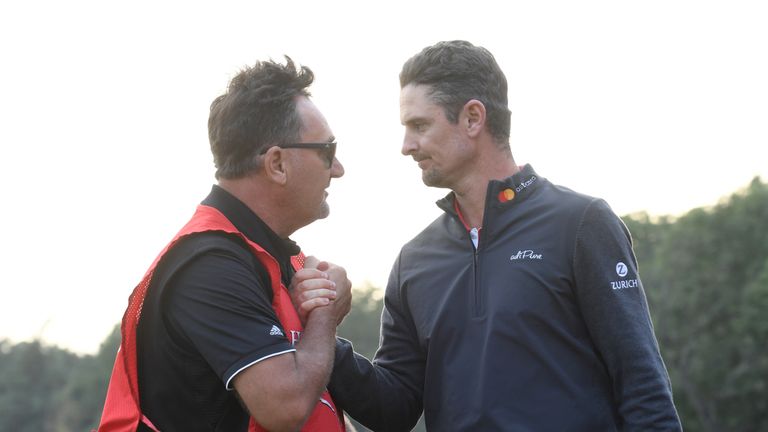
top-left (400, 40), bottom-right (511, 146)
top-left (208, 56), bottom-right (314, 179)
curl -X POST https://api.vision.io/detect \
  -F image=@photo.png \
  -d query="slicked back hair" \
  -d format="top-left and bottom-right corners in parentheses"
top-left (208, 56), bottom-right (314, 179)
top-left (400, 40), bottom-right (511, 147)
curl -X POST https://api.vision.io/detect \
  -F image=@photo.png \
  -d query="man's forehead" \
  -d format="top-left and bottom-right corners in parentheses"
top-left (400, 84), bottom-right (441, 121)
top-left (297, 97), bottom-right (333, 138)
top-left (400, 83), bottom-right (432, 103)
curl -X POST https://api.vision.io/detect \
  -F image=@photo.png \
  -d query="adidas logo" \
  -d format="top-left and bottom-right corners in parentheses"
top-left (269, 325), bottom-right (284, 336)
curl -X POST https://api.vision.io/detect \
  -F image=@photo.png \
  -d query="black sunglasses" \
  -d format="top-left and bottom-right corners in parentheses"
top-left (261, 142), bottom-right (337, 168)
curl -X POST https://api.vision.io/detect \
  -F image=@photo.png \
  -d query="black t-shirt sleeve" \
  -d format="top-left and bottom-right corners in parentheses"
top-left (162, 242), bottom-right (295, 390)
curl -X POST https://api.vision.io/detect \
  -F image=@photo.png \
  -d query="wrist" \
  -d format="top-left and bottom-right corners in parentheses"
top-left (305, 305), bottom-right (337, 329)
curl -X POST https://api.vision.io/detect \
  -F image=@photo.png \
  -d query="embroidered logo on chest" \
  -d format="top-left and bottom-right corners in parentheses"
top-left (509, 250), bottom-right (543, 260)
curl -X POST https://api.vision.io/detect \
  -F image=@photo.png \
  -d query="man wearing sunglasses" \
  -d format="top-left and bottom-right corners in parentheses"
top-left (98, 57), bottom-right (351, 431)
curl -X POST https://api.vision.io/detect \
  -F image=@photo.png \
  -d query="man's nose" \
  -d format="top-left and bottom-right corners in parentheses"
top-left (401, 134), bottom-right (418, 155)
top-left (331, 157), bottom-right (345, 178)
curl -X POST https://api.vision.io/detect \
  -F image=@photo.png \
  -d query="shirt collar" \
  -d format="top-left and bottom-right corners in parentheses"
top-left (436, 164), bottom-right (541, 215)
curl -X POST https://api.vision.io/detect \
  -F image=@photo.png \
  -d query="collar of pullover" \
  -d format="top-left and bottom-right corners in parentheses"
top-left (436, 163), bottom-right (541, 216)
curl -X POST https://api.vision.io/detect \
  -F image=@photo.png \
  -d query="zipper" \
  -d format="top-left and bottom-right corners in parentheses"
top-left (452, 197), bottom-right (485, 317)
top-left (470, 227), bottom-right (481, 316)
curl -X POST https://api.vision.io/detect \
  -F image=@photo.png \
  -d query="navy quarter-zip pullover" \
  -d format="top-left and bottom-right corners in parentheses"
top-left (330, 165), bottom-right (681, 431)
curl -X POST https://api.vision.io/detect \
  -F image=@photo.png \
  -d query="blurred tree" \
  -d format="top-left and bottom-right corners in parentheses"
top-left (51, 325), bottom-right (120, 431)
top-left (625, 176), bottom-right (768, 432)
top-left (0, 340), bottom-right (79, 432)
top-left (338, 283), bottom-right (384, 359)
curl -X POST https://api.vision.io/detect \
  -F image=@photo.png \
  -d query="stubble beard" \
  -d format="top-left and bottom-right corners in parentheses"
top-left (317, 200), bottom-right (330, 220)
top-left (421, 167), bottom-right (447, 189)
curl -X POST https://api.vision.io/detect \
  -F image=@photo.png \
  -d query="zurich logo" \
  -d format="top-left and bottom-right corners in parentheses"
top-left (616, 262), bottom-right (628, 277)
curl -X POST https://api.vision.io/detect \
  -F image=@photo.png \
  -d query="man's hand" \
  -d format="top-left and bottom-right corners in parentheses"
top-left (321, 260), bottom-right (352, 326)
top-left (289, 255), bottom-right (352, 326)
top-left (290, 256), bottom-right (337, 325)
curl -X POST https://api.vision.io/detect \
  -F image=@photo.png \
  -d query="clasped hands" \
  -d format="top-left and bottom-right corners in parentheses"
top-left (289, 256), bottom-right (352, 326)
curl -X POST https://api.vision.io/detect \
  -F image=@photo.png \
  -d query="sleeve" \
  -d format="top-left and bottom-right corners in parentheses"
top-left (328, 252), bottom-right (425, 432)
top-left (573, 199), bottom-right (682, 431)
top-left (163, 248), bottom-right (295, 390)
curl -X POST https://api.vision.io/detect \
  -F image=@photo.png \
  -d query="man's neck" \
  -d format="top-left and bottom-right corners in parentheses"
top-left (217, 178), bottom-right (293, 238)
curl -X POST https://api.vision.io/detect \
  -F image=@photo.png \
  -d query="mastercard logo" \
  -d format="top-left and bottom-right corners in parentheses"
top-left (498, 188), bottom-right (515, 203)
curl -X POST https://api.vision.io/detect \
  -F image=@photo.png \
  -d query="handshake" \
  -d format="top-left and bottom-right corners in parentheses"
top-left (289, 255), bottom-right (352, 326)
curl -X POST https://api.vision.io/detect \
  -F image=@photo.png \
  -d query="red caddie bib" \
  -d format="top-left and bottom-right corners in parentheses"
top-left (96, 204), bottom-right (344, 431)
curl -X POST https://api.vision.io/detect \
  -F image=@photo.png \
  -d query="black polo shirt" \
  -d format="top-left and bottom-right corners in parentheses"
top-left (136, 185), bottom-right (301, 432)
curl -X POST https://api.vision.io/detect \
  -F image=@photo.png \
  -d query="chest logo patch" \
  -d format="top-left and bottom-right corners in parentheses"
top-left (510, 250), bottom-right (543, 260)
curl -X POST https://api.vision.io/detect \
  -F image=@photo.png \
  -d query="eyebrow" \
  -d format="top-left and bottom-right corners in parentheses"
top-left (403, 117), bottom-right (429, 127)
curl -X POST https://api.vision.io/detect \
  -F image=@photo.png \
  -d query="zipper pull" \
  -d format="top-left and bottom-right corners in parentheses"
top-left (470, 227), bottom-right (480, 250)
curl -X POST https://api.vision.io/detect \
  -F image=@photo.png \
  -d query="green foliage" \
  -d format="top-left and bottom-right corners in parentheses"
top-left (337, 283), bottom-right (385, 359)
top-left (0, 327), bottom-right (120, 432)
top-left (54, 325), bottom-right (120, 431)
top-left (624, 176), bottom-right (768, 432)
top-left (0, 340), bottom-right (76, 431)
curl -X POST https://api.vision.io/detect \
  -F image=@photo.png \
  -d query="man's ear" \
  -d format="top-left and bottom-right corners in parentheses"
top-left (463, 99), bottom-right (487, 138)
top-left (262, 147), bottom-right (288, 185)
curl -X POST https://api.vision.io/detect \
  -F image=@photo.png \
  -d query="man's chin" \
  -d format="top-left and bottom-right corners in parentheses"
top-left (316, 203), bottom-right (330, 220)
top-left (422, 171), bottom-right (444, 188)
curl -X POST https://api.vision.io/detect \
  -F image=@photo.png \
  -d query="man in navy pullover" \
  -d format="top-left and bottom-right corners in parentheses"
top-left (320, 41), bottom-right (682, 431)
